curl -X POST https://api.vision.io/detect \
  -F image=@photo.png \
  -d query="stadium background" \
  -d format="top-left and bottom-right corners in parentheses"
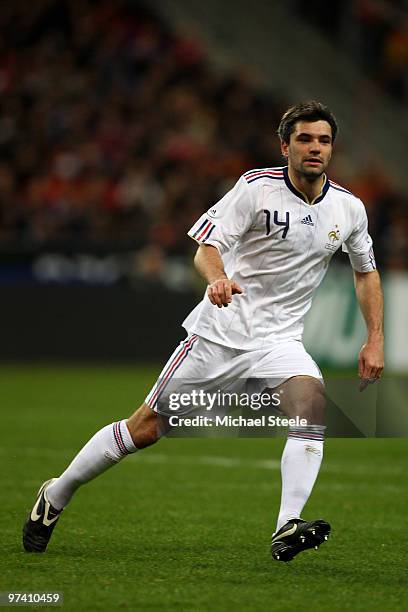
top-left (1, 1), bottom-right (407, 610)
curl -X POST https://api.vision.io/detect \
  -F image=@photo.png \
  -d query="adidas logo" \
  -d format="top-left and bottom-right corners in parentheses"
top-left (301, 214), bottom-right (314, 226)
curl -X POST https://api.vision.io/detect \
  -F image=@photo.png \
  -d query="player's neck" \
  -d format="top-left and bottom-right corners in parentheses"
top-left (288, 167), bottom-right (326, 205)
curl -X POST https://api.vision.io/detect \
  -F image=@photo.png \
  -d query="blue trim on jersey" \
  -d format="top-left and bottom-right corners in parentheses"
top-left (244, 167), bottom-right (284, 177)
top-left (329, 183), bottom-right (353, 195)
top-left (193, 219), bottom-right (209, 238)
top-left (314, 177), bottom-right (330, 203)
top-left (283, 167), bottom-right (329, 204)
top-left (202, 225), bottom-right (216, 242)
top-left (369, 247), bottom-right (376, 270)
top-left (246, 175), bottom-right (284, 184)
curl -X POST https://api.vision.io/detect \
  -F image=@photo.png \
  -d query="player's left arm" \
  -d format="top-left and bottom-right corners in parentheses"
top-left (342, 198), bottom-right (384, 387)
top-left (353, 269), bottom-right (384, 384)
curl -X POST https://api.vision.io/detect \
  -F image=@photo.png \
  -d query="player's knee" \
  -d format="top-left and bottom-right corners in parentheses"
top-left (293, 385), bottom-right (326, 423)
top-left (281, 377), bottom-right (326, 424)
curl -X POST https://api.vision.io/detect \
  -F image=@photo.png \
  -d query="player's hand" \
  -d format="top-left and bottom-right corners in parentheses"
top-left (207, 278), bottom-right (243, 308)
top-left (358, 339), bottom-right (384, 391)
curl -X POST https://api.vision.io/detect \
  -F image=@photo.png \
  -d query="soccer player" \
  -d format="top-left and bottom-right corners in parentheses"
top-left (23, 101), bottom-right (384, 561)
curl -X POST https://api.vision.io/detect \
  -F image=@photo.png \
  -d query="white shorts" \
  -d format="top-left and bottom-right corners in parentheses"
top-left (145, 334), bottom-right (322, 414)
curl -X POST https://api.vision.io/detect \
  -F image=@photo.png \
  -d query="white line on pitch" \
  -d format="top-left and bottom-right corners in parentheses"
top-left (3, 446), bottom-right (405, 476)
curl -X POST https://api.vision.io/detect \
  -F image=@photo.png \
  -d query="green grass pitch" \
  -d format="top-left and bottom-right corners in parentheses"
top-left (1, 365), bottom-right (407, 611)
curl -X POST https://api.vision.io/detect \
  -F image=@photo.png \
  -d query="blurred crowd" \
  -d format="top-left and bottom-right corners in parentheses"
top-left (0, 0), bottom-right (407, 278)
top-left (294, 0), bottom-right (408, 102)
top-left (0, 0), bottom-right (282, 254)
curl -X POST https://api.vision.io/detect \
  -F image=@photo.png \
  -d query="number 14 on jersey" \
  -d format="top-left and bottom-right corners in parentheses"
top-left (263, 210), bottom-right (290, 238)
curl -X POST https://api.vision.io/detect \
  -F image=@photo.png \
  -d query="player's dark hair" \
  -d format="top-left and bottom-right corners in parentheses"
top-left (277, 101), bottom-right (338, 143)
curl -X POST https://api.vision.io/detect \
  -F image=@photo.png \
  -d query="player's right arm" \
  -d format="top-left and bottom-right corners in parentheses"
top-left (194, 244), bottom-right (243, 308)
top-left (187, 174), bottom-right (254, 308)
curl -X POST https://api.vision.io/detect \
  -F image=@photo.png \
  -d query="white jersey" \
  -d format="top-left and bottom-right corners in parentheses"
top-left (184, 166), bottom-right (376, 350)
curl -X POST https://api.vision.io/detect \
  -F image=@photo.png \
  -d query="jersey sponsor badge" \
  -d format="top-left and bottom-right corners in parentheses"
top-left (301, 214), bottom-right (314, 226)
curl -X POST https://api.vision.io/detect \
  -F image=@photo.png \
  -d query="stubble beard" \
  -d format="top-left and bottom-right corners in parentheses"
top-left (300, 167), bottom-right (324, 182)
top-left (297, 160), bottom-right (328, 183)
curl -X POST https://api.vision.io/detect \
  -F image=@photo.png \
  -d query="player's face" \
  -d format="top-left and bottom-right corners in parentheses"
top-left (281, 120), bottom-right (333, 179)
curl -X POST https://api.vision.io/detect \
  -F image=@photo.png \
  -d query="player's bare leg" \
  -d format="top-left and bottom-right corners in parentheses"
top-left (267, 375), bottom-right (330, 561)
top-left (23, 403), bottom-right (162, 552)
top-left (126, 403), bottom-right (168, 448)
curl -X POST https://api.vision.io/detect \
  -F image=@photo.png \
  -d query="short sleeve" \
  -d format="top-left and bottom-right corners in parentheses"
top-left (187, 176), bottom-right (254, 256)
top-left (342, 200), bottom-right (376, 272)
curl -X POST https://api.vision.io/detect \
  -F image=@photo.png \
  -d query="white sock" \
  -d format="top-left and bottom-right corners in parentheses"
top-left (46, 420), bottom-right (137, 510)
top-left (276, 425), bottom-right (325, 531)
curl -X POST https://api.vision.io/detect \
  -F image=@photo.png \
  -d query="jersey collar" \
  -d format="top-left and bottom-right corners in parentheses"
top-left (283, 166), bottom-right (330, 205)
